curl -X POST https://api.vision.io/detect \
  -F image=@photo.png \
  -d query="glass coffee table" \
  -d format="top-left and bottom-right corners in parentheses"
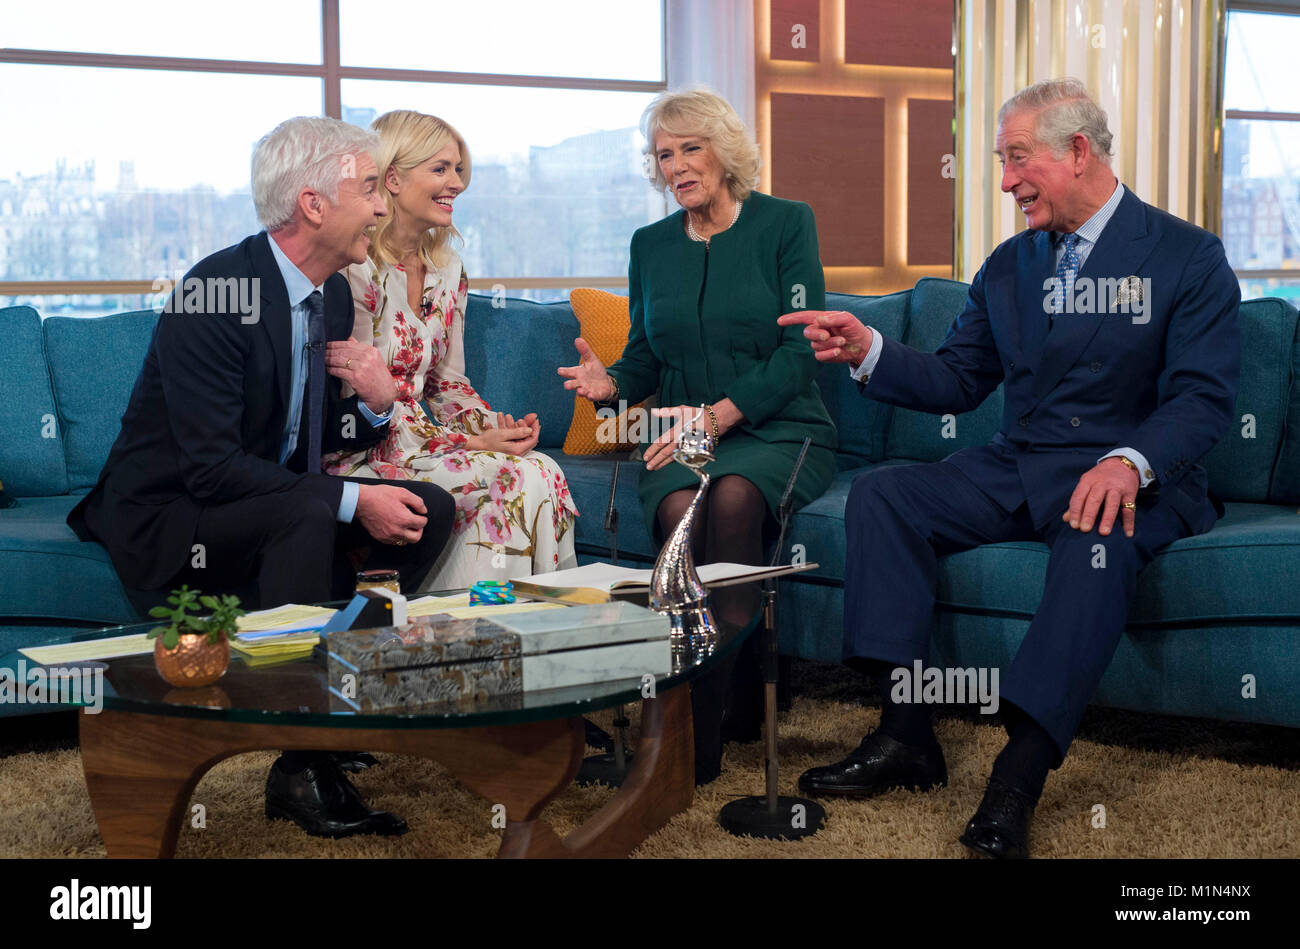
top-left (42, 596), bottom-right (749, 859)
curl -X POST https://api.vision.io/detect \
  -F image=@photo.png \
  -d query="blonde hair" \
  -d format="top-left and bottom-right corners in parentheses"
top-left (641, 88), bottom-right (760, 202)
top-left (367, 110), bottom-right (472, 270)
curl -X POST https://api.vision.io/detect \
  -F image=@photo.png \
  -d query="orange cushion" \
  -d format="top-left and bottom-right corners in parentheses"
top-left (564, 288), bottom-right (648, 455)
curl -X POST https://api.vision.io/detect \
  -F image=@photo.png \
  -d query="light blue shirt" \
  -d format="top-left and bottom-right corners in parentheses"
top-left (267, 234), bottom-right (390, 522)
top-left (850, 180), bottom-right (1154, 488)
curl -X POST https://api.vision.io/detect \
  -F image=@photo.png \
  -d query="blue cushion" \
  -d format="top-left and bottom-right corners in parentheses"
top-left (0, 307), bottom-right (69, 497)
top-left (783, 460), bottom-right (917, 584)
top-left (1269, 309), bottom-right (1300, 504)
top-left (885, 277), bottom-right (1005, 462)
top-left (556, 453), bottom-right (656, 562)
top-left (43, 309), bottom-right (158, 492)
top-left (819, 291), bottom-right (908, 465)
top-left (463, 293), bottom-right (576, 451)
top-left (936, 502), bottom-right (1300, 625)
top-left (1200, 297), bottom-right (1297, 502)
top-left (0, 495), bottom-right (139, 626)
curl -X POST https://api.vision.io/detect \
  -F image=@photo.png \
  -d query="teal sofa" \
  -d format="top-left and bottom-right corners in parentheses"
top-left (3, 279), bottom-right (1299, 728)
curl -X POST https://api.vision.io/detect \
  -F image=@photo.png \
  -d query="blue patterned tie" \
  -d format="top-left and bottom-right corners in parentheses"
top-left (1052, 232), bottom-right (1081, 324)
top-left (305, 290), bottom-right (325, 474)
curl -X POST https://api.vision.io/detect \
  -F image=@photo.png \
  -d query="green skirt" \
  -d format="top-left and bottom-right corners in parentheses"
top-left (637, 430), bottom-right (836, 544)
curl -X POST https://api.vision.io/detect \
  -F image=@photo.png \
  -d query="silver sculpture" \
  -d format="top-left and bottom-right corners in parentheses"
top-left (649, 406), bottom-right (720, 672)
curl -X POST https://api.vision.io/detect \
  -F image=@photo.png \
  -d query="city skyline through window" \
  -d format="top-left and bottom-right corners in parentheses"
top-left (0, 0), bottom-right (667, 315)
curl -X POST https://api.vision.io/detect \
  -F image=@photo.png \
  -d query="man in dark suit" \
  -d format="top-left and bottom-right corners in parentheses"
top-left (779, 79), bottom-right (1240, 857)
top-left (70, 116), bottom-right (456, 839)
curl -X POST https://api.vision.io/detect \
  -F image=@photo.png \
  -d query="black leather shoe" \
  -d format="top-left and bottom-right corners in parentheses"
top-left (798, 731), bottom-right (947, 797)
top-left (959, 777), bottom-right (1035, 859)
top-left (265, 756), bottom-right (408, 838)
top-left (330, 751), bottom-right (379, 773)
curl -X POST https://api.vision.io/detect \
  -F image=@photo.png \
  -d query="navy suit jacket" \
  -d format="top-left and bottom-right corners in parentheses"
top-left (68, 232), bottom-right (388, 590)
top-left (863, 187), bottom-right (1241, 533)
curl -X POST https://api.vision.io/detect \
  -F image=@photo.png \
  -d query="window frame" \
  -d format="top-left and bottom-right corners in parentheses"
top-left (1224, 1), bottom-right (1300, 284)
top-left (0, 0), bottom-right (667, 298)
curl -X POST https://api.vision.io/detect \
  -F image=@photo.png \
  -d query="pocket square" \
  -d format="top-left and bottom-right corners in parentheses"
top-left (1110, 275), bottom-right (1144, 312)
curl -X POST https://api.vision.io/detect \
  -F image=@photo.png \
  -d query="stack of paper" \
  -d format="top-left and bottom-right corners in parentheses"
top-left (230, 604), bottom-right (336, 666)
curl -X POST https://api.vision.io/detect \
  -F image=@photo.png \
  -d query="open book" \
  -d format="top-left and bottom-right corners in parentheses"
top-left (509, 561), bottom-right (819, 604)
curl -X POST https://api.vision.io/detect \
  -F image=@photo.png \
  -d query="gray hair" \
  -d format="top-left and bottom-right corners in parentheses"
top-left (251, 117), bottom-right (381, 230)
top-left (998, 78), bottom-right (1114, 163)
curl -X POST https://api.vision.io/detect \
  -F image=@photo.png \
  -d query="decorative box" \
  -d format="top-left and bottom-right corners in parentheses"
top-left (325, 602), bottom-right (671, 712)
top-left (326, 615), bottom-right (522, 713)
top-left (493, 600), bottom-right (671, 693)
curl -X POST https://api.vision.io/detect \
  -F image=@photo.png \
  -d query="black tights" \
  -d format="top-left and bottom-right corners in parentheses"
top-left (656, 475), bottom-right (769, 782)
top-left (655, 474), bottom-right (769, 629)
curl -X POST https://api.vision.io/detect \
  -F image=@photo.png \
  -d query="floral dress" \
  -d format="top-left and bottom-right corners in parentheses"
top-left (324, 251), bottom-right (578, 591)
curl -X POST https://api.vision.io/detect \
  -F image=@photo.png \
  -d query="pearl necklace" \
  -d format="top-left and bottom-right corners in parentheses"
top-left (687, 199), bottom-right (742, 246)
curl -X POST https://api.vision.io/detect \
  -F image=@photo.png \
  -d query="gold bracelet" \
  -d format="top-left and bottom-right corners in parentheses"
top-left (606, 374), bottom-right (620, 403)
top-left (704, 403), bottom-right (720, 442)
top-left (1115, 456), bottom-right (1139, 474)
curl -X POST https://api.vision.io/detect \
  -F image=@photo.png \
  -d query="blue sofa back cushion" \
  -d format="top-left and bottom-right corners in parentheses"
top-left (463, 293), bottom-right (577, 451)
top-left (0, 306), bottom-right (69, 497)
top-left (1268, 310), bottom-right (1300, 504)
top-left (885, 277), bottom-right (1005, 461)
top-left (1200, 297), bottom-right (1297, 503)
top-left (44, 309), bottom-right (159, 493)
top-left (818, 290), bottom-right (908, 466)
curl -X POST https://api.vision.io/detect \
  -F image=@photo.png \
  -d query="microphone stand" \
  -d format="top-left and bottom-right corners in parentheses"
top-left (718, 437), bottom-right (825, 839)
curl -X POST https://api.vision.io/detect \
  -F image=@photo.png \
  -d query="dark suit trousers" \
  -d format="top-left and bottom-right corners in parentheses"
top-left (163, 477), bottom-right (456, 609)
top-left (842, 452), bottom-right (1189, 765)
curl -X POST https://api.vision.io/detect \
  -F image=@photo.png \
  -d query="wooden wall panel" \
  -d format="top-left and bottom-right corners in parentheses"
top-left (769, 0), bottom-right (819, 62)
top-left (845, 0), bottom-right (954, 68)
top-left (771, 93), bottom-right (884, 267)
top-left (906, 98), bottom-right (955, 266)
top-left (756, 0), bottom-right (955, 292)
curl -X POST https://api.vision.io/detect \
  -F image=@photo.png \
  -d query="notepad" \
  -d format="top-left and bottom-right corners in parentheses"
top-left (20, 633), bottom-right (154, 665)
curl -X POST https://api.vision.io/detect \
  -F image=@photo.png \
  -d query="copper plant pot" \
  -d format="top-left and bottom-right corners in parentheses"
top-left (154, 631), bottom-right (230, 688)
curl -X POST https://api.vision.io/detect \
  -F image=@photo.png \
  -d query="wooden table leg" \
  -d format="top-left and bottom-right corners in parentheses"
top-left (496, 685), bottom-right (695, 858)
top-left (80, 709), bottom-right (241, 859)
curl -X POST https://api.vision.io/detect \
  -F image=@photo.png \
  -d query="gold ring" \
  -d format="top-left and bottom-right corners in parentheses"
top-left (346, 358), bottom-right (354, 370)
top-left (1122, 501), bottom-right (1136, 510)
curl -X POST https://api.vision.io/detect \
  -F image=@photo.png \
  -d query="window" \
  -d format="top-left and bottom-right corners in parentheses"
top-left (1223, 4), bottom-right (1300, 304)
top-left (0, 0), bottom-right (666, 315)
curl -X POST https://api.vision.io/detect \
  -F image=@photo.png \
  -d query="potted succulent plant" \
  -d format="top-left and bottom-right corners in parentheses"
top-left (147, 586), bottom-right (245, 687)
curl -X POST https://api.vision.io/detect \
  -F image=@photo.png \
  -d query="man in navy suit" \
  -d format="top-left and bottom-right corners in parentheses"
top-left (779, 79), bottom-right (1240, 857)
top-left (70, 117), bottom-right (456, 839)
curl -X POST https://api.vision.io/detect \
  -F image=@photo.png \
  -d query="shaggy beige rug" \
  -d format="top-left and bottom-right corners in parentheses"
top-left (1, 663), bottom-right (1297, 859)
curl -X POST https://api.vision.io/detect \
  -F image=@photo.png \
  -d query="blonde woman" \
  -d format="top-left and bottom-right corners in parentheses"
top-left (326, 110), bottom-right (577, 589)
top-left (558, 89), bottom-right (836, 779)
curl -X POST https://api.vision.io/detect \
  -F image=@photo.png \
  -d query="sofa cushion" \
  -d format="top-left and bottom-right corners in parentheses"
top-left (936, 501), bottom-right (1300, 624)
top-left (784, 459), bottom-right (919, 583)
top-left (885, 277), bottom-right (1005, 462)
top-left (817, 290), bottom-right (909, 466)
top-left (463, 293), bottom-right (576, 451)
top-left (557, 453), bottom-right (656, 563)
top-left (1268, 308), bottom-right (1300, 504)
top-left (1200, 297), bottom-right (1297, 503)
top-left (0, 306), bottom-right (69, 497)
top-left (43, 309), bottom-right (158, 492)
top-left (0, 494), bottom-right (139, 626)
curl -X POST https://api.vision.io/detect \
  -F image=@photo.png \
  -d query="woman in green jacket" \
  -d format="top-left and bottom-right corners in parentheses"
top-left (560, 89), bottom-right (837, 780)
